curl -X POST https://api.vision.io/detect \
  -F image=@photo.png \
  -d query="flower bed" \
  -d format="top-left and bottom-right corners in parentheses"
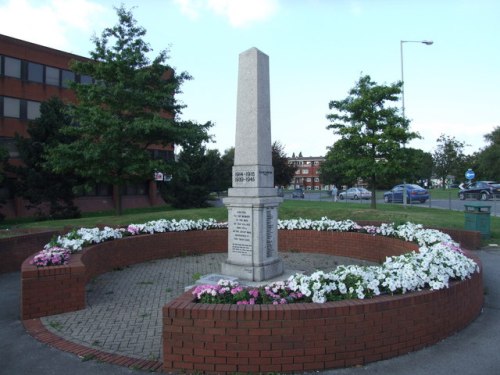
top-left (162, 221), bottom-right (483, 374)
top-left (193, 220), bottom-right (478, 304)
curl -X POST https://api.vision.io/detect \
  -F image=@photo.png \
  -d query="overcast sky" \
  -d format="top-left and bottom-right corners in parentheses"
top-left (1, 0), bottom-right (498, 157)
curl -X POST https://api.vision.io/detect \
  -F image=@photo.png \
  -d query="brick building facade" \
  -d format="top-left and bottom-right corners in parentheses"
top-left (287, 155), bottom-right (331, 191)
top-left (0, 34), bottom-right (172, 219)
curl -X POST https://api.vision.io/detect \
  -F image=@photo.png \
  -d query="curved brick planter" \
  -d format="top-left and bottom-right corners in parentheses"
top-left (161, 231), bottom-right (484, 374)
top-left (20, 228), bottom-right (483, 373)
top-left (21, 229), bottom-right (228, 319)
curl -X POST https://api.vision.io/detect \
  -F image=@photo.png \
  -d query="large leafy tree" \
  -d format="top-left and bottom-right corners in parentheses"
top-left (218, 147), bottom-right (234, 194)
top-left (10, 97), bottom-right (81, 219)
top-left (324, 75), bottom-right (419, 208)
top-left (160, 143), bottom-right (219, 208)
top-left (46, 6), bottom-right (211, 214)
top-left (319, 138), bottom-right (353, 188)
top-left (475, 126), bottom-right (500, 181)
top-left (432, 134), bottom-right (466, 188)
top-left (401, 148), bottom-right (434, 187)
top-left (272, 141), bottom-right (296, 187)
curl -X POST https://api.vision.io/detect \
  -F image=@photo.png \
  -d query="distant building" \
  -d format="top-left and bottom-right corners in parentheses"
top-left (287, 155), bottom-right (330, 190)
top-left (0, 34), bottom-right (173, 219)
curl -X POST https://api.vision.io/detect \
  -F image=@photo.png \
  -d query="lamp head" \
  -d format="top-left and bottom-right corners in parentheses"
top-left (422, 40), bottom-right (434, 45)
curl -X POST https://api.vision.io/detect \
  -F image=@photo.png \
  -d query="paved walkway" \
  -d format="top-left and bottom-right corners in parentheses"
top-left (40, 252), bottom-right (370, 361)
top-left (2, 247), bottom-right (500, 374)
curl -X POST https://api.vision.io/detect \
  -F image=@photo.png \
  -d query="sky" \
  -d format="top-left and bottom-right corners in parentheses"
top-left (1, 0), bottom-right (499, 158)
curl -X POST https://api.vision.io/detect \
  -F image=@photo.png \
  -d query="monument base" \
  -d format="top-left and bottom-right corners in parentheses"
top-left (223, 196), bottom-right (283, 282)
top-left (221, 257), bottom-right (284, 282)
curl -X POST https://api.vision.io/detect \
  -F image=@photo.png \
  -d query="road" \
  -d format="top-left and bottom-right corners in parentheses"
top-left (283, 192), bottom-right (500, 217)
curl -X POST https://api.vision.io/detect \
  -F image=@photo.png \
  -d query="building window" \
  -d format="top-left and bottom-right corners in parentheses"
top-left (27, 100), bottom-right (41, 120)
top-left (27, 62), bottom-right (44, 83)
top-left (314, 177), bottom-right (319, 182)
top-left (45, 66), bottom-right (60, 86)
top-left (3, 97), bottom-right (21, 118)
top-left (80, 74), bottom-right (93, 85)
top-left (96, 183), bottom-right (113, 196)
top-left (306, 178), bottom-right (311, 182)
top-left (302, 169), bottom-right (309, 174)
top-left (123, 182), bottom-right (148, 196)
top-left (0, 137), bottom-right (19, 158)
top-left (150, 148), bottom-right (175, 162)
top-left (4, 56), bottom-right (21, 78)
top-left (61, 70), bottom-right (75, 88)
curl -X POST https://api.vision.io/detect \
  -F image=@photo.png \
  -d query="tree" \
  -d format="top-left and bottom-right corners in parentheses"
top-left (319, 139), bottom-right (353, 188)
top-left (272, 141), bottom-right (296, 187)
top-left (9, 97), bottom-right (81, 219)
top-left (45, 6), bottom-right (211, 215)
top-left (432, 134), bottom-right (466, 188)
top-left (220, 147), bottom-right (235, 192)
top-left (400, 148), bottom-right (433, 187)
top-left (476, 126), bottom-right (500, 181)
top-left (160, 143), bottom-right (218, 208)
top-left (324, 75), bottom-right (419, 208)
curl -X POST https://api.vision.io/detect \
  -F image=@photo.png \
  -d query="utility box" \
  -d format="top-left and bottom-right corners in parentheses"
top-left (464, 203), bottom-right (491, 239)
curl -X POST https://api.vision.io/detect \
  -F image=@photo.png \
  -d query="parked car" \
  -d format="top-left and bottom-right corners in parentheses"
top-left (338, 187), bottom-right (372, 200)
top-left (292, 188), bottom-right (305, 198)
top-left (458, 181), bottom-right (500, 201)
top-left (383, 184), bottom-right (429, 204)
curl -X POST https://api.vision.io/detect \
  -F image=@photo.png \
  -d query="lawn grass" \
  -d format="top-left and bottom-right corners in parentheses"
top-left (1, 200), bottom-right (498, 243)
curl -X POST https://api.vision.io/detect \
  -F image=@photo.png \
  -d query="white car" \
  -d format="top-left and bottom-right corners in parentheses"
top-left (338, 187), bottom-right (372, 200)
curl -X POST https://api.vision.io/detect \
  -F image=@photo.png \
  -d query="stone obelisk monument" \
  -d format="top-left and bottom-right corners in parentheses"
top-left (222, 47), bottom-right (284, 282)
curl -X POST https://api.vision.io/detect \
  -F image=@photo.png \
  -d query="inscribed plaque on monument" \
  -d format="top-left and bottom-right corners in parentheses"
top-left (229, 207), bottom-right (253, 257)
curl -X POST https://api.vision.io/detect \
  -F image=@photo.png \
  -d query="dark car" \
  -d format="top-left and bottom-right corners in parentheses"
top-left (292, 188), bottom-right (305, 198)
top-left (458, 181), bottom-right (500, 201)
top-left (384, 184), bottom-right (430, 204)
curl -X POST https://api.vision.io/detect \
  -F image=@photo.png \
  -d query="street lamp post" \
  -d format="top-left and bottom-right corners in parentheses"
top-left (400, 40), bottom-right (433, 208)
top-left (400, 40), bottom-right (433, 120)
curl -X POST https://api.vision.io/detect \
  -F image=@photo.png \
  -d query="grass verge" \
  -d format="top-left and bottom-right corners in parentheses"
top-left (1, 200), bottom-right (498, 243)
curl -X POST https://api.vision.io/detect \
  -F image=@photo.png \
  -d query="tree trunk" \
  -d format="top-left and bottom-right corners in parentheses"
top-left (113, 184), bottom-right (123, 215)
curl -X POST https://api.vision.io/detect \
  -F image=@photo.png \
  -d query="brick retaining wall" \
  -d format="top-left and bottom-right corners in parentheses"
top-left (163, 269), bottom-right (482, 373)
top-left (162, 231), bottom-right (483, 374)
top-left (0, 230), bottom-right (59, 273)
top-left (18, 228), bottom-right (483, 373)
top-left (20, 230), bottom-right (227, 319)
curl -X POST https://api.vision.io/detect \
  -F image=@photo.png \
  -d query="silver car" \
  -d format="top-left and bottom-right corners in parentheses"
top-left (338, 187), bottom-right (372, 200)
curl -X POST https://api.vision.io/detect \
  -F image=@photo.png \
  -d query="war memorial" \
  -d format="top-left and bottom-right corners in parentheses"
top-left (12, 47), bottom-right (484, 374)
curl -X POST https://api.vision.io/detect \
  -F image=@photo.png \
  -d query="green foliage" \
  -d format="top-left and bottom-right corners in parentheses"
top-left (475, 126), bottom-right (500, 181)
top-left (432, 134), bottom-right (466, 187)
top-left (160, 143), bottom-right (219, 208)
top-left (9, 97), bottom-right (81, 220)
top-left (400, 148), bottom-right (434, 187)
top-left (44, 5), bottom-right (211, 215)
top-left (219, 147), bottom-right (234, 192)
top-left (323, 75), bottom-right (419, 207)
top-left (272, 141), bottom-right (296, 187)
